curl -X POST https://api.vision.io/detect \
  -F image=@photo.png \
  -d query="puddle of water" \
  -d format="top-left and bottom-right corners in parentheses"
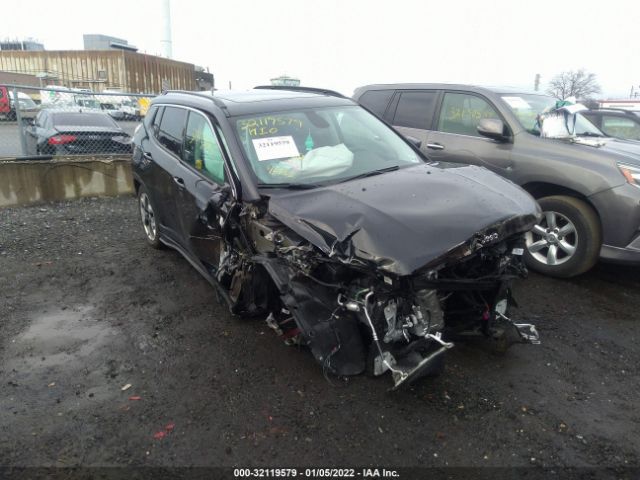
top-left (10, 305), bottom-right (116, 368)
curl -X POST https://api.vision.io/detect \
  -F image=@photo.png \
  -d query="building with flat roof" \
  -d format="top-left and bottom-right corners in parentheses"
top-left (83, 34), bottom-right (138, 52)
top-left (270, 75), bottom-right (300, 87)
top-left (0, 50), bottom-right (196, 93)
top-left (0, 38), bottom-right (45, 51)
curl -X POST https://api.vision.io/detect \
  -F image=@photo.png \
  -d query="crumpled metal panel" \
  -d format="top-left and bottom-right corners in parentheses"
top-left (267, 163), bottom-right (540, 275)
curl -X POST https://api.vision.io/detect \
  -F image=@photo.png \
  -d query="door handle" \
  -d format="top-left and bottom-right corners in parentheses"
top-left (142, 151), bottom-right (153, 160)
top-left (426, 143), bottom-right (445, 150)
top-left (173, 176), bottom-right (185, 187)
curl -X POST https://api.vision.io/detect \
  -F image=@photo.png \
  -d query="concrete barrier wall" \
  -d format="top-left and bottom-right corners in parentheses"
top-left (0, 156), bottom-right (134, 208)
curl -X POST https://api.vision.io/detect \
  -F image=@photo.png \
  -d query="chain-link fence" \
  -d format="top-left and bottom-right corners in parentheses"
top-left (0, 85), bottom-right (155, 158)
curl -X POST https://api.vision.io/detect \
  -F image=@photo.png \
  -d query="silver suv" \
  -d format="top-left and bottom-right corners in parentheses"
top-left (354, 84), bottom-right (640, 277)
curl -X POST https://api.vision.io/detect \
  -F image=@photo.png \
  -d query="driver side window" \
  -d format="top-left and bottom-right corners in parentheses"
top-left (438, 93), bottom-right (500, 137)
top-left (182, 111), bottom-right (226, 185)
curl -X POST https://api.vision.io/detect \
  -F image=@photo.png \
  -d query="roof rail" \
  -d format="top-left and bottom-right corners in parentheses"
top-left (162, 89), bottom-right (229, 114)
top-left (253, 85), bottom-right (347, 99)
top-left (594, 107), bottom-right (638, 115)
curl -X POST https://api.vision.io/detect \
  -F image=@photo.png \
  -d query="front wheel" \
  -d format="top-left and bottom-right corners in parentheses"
top-left (138, 186), bottom-right (163, 249)
top-left (524, 195), bottom-right (601, 278)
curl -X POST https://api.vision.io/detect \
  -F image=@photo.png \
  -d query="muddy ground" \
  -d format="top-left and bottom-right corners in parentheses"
top-left (1, 196), bottom-right (639, 476)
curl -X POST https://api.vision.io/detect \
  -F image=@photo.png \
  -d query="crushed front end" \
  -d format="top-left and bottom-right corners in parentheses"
top-left (243, 205), bottom-right (540, 389)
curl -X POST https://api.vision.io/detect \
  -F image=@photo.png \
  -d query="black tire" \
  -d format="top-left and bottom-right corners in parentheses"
top-left (137, 185), bottom-right (164, 249)
top-left (524, 195), bottom-right (601, 278)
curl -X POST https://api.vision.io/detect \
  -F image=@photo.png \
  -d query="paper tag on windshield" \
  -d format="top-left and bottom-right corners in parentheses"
top-left (503, 96), bottom-right (531, 109)
top-left (252, 136), bottom-right (299, 161)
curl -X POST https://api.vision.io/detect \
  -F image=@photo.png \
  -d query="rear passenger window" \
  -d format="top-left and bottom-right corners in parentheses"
top-left (358, 90), bottom-right (394, 118)
top-left (393, 91), bottom-right (438, 130)
top-left (437, 93), bottom-right (500, 137)
top-left (183, 112), bottom-right (226, 184)
top-left (157, 106), bottom-right (187, 157)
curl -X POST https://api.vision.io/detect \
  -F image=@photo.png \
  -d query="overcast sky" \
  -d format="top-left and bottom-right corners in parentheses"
top-left (5, 0), bottom-right (639, 97)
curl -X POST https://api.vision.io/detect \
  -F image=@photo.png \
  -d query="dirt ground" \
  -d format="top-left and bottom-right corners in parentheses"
top-left (1, 196), bottom-right (639, 476)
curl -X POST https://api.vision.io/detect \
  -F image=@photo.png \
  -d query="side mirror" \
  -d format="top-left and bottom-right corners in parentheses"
top-left (404, 135), bottom-right (422, 149)
top-left (477, 118), bottom-right (510, 142)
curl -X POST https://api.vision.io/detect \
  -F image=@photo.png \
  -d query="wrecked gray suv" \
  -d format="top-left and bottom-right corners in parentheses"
top-left (131, 86), bottom-right (540, 388)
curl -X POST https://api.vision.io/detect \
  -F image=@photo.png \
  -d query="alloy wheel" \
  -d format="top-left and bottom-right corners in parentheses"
top-left (139, 193), bottom-right (157, 241)
top-left (525, 211), bottom-right (578, 266)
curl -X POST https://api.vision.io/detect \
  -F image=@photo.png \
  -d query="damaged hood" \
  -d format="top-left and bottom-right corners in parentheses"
top-left (266, 163), bottom-right (540, 275)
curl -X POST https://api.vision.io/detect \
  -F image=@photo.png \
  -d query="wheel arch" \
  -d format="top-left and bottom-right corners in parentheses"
top-left (520, 181), bottom-right (602, 228)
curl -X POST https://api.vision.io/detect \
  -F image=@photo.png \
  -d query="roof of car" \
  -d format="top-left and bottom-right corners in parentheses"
top-left (154, 88), bottom-right (355, 116)
top-left (353, 83), bottom-right (547, 97)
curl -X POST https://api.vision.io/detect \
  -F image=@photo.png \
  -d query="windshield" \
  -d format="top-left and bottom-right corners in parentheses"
top-left (501, 93), bottom-right (606, 137)
top-left (234, 106), bottom-right (421, 186)
top-left (500, 94), bottom-right (557, 134)
top-left (572, 113), bottom-right (606, 136)
top-left (75, 97), bottom-right (101, 109)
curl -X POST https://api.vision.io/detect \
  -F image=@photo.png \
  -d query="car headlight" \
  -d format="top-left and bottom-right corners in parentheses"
top-left (618, 163), bottom-right (640, 187)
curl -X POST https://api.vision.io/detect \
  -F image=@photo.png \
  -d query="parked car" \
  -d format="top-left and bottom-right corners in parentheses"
top-left (120, 98), bottom-right (141, 120)
top-left (99, 101), bottom-right (126, 120)
top-left (0, 85), bottom-right (9, 119)
top-left (131, 87), bottom-right (541, 388)
top-left (0, 86), bottom-right (38, 121)
top-left (25, 109), bottom-right (132, 155)
top-left (99, 90), bottom-right (141, 120)
top-left (9, 91), bottom-right (39, 121)
top-left (582, 108), bottom-right (640, 141)
top-left (354, 84), bottom-right (640, 277)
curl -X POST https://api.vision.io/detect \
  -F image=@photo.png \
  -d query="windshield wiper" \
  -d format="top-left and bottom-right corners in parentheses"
top-left (257, 182), bottom-right (321, 190)
top-left (338, 165), bottom-right (400, 183)
top-left (576, 132), bottom-right (604, 137)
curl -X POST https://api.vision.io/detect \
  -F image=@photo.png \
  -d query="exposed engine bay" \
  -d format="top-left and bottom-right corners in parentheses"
top-left (206, 177), bottom-right (541, 389)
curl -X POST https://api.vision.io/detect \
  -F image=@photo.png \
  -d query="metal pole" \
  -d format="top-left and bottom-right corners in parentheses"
top-left (13, 87), bottom-right (27, 156)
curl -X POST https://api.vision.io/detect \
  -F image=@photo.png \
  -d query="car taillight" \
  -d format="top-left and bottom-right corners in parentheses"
top-left (48, 134), bottom-right (77, 145)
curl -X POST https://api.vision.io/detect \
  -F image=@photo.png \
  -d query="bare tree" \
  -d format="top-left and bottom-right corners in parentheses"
top-left (547, 70), bottom-right (601, 100)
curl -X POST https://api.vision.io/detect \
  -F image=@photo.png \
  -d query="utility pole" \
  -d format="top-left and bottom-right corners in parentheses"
top-left (534, 74), bottom-right (541, 92)
top-left (161, 0), bottom-right (173, 59)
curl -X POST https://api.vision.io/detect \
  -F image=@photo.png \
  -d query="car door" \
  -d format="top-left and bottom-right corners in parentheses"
top-left (387, 90), bottom-right (440, 148)
top-left (426, 91), bottom-right (514, 172)
top-left (174, 109), bottom-right (231, 270)
top-left (146, 105), bottom-right (188, 243)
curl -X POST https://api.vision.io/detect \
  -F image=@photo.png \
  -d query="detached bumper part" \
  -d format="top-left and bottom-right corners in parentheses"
top-left (373, 333), bottom-right (454, 390)
top-left (514, 323), bottom-right (540, 344)
top-left (495, 312), bottom-right (540, 345)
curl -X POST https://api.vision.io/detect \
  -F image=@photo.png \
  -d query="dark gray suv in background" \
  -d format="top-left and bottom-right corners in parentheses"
top-left (354, 84), bottom-right (640, 277)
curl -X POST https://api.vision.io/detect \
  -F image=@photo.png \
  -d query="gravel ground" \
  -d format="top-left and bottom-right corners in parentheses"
top-left (0, 196), bottom-right (639, 476)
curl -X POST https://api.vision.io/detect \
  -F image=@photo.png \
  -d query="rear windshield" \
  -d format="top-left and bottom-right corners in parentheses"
top-left (52, 113), bottom-right (118, 128)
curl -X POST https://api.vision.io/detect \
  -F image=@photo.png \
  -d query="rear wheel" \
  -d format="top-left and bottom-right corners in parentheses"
top-left (524, 196), bottom-right (601, 277)
top-left (138, 186), bottom-right (163, 249)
